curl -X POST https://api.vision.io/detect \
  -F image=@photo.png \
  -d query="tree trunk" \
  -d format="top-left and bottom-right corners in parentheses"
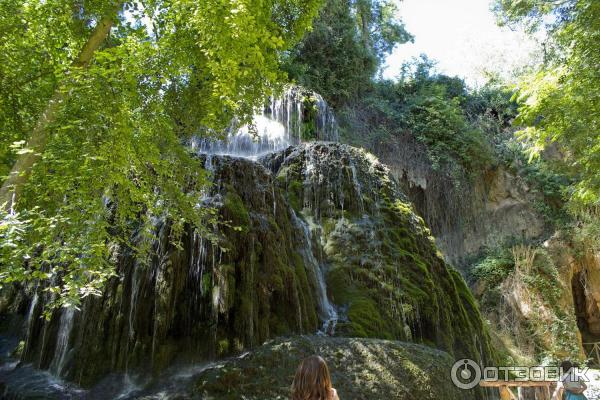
top-left (0, 7), bottom-right (120, 213)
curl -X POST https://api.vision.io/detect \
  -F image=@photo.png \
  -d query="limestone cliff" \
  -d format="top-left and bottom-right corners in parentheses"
top-left (362, 133), bottom-right (547, 267)
top-left (548, 235), bottom-right (600, 351)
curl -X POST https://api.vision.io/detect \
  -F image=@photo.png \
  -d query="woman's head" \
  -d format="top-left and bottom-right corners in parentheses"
top-left (561, 360), bottom-right (574, 373)
top-left (291, 355), bottom-right (333, 400)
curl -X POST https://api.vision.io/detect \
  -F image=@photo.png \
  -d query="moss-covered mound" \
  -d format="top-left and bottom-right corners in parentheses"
top-left (264, 142), bottom-right (493, 363)
top-left (193, 335), bottom-right (477, 400)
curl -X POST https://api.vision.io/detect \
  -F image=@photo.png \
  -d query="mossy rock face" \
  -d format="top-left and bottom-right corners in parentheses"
top-left (14, 155), bottom-right (321, 386)
top-left (262, 142), bottom-right (494, 364)
top-left (222, 185), bottom-right (250, 230)
top-left (192, 335), bottom-right (477, 400)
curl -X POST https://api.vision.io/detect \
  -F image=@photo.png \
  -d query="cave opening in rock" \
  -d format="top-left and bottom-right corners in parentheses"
top-left (571, 269), bottom-right (600, 364)
top-left (573, 271), bottom-right (592, 341)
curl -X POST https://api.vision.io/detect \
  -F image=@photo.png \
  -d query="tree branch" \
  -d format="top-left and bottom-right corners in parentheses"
top-left (0, 3), bottom-right (123, 213)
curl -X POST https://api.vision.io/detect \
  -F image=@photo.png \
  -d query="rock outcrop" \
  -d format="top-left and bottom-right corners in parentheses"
top-left (193, 336), bottom-right (478, 400)
top-left (365, 133), bottom-right (546, 267)
top-left (547, 235), bottom-right (600, 344)
top-left (472, 232), bottom-right (600, 363)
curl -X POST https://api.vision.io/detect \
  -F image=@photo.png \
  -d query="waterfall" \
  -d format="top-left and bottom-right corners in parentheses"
top-left (190, 231), bottom-right (207, 300)
top-left (2, 139), bottom-right (494, 399)
top-left (50, 307), bottom-right (75, 377)
top-left (191, 87), bottom-right (339, 158)
top-left (291, 211), bottom-right (338, 335)
top-left (349, 160), bottom-right (365, 215)
top-left (23, 292), bottom-right (39, 358)
top-left (12, 103), bottom-right (349, 387)
top-left (191, 86), bottom-right (342, 336)
top-left (26, 293), bottom-right (38, 326)
top-left (129, 260), bottom-right (142, 341)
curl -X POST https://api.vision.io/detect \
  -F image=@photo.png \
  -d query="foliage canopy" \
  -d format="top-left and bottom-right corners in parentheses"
top-left (0, 0), bottom-right (321, 310)
top-left (495, 0), bottom-right (600, 207)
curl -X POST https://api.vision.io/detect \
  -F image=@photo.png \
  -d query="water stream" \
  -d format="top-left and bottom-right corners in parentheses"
top-left (191, 86), bottom-right (338, 158)
top-left (0, 333), bottom-right (220, 400)
top-left (49, 307), bottom-right (75, 377)
top-left (291, 211), bottom-right (338, 335)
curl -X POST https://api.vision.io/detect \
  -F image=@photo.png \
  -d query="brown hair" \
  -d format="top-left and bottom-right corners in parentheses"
top-left (560, 360), bottom-right (574, 372)
top-left (291, 355), bottom-right (334, 400)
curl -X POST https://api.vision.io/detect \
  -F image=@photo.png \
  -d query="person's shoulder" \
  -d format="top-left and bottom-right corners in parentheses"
top-left (330, 388), bottom-right (340, 400)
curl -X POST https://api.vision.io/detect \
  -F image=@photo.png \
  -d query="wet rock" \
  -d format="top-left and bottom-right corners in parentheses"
top-left (192, 335), bottom-right (478, 400)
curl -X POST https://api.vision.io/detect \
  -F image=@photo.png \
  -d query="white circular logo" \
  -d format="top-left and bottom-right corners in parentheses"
top-left (451, 359), bottom-right (482, 390)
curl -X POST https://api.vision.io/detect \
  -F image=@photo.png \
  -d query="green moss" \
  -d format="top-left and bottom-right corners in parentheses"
top-left (348, 298), bottom-right (393, 339)
top-left (301, 95), bottom-right (318, 140)
top-left (328, 267), bottom-right (395, 339)
top-left (223, 188), bottom-right (250, 230)
top-left (327, 267), bottom-right (353, 305)
top-left (314, 178), bottom-right (495, 365)
top-left (11, 340), bottom-right (25, 358)
top-left (292, 252), bottom-right (319, 330)
top-left (218, 339), bottom-right (230, 356)
top-left (287, 180), bottom-right (303, 211)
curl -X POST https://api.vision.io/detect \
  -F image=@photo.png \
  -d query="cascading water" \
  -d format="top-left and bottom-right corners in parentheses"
top-left (349, 161), bottom-right (365, 215)
top-left (191, 85), bottom-right (341, 336)
top-left (49, 307), bottom-right (75, 377)
top-left (291, 211), bottom-right (338, 335)
top-left (191, 86), bottom-right (339, 158)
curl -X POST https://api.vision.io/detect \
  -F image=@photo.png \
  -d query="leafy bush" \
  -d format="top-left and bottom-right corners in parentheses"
top-left (471, 247), bottom-right (515, 288)
top-left (403, 83), bottom-right (494, 172)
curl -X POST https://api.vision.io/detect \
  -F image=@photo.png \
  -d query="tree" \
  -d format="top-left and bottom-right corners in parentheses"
top-left (354, 0), bottom-right (412, 60)
top-left (284, 0), bottom-right (411, 107)
top-left (494, 0), bottom-right (600, 207)
top-left (0, 0), bottom-right (321, 309)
